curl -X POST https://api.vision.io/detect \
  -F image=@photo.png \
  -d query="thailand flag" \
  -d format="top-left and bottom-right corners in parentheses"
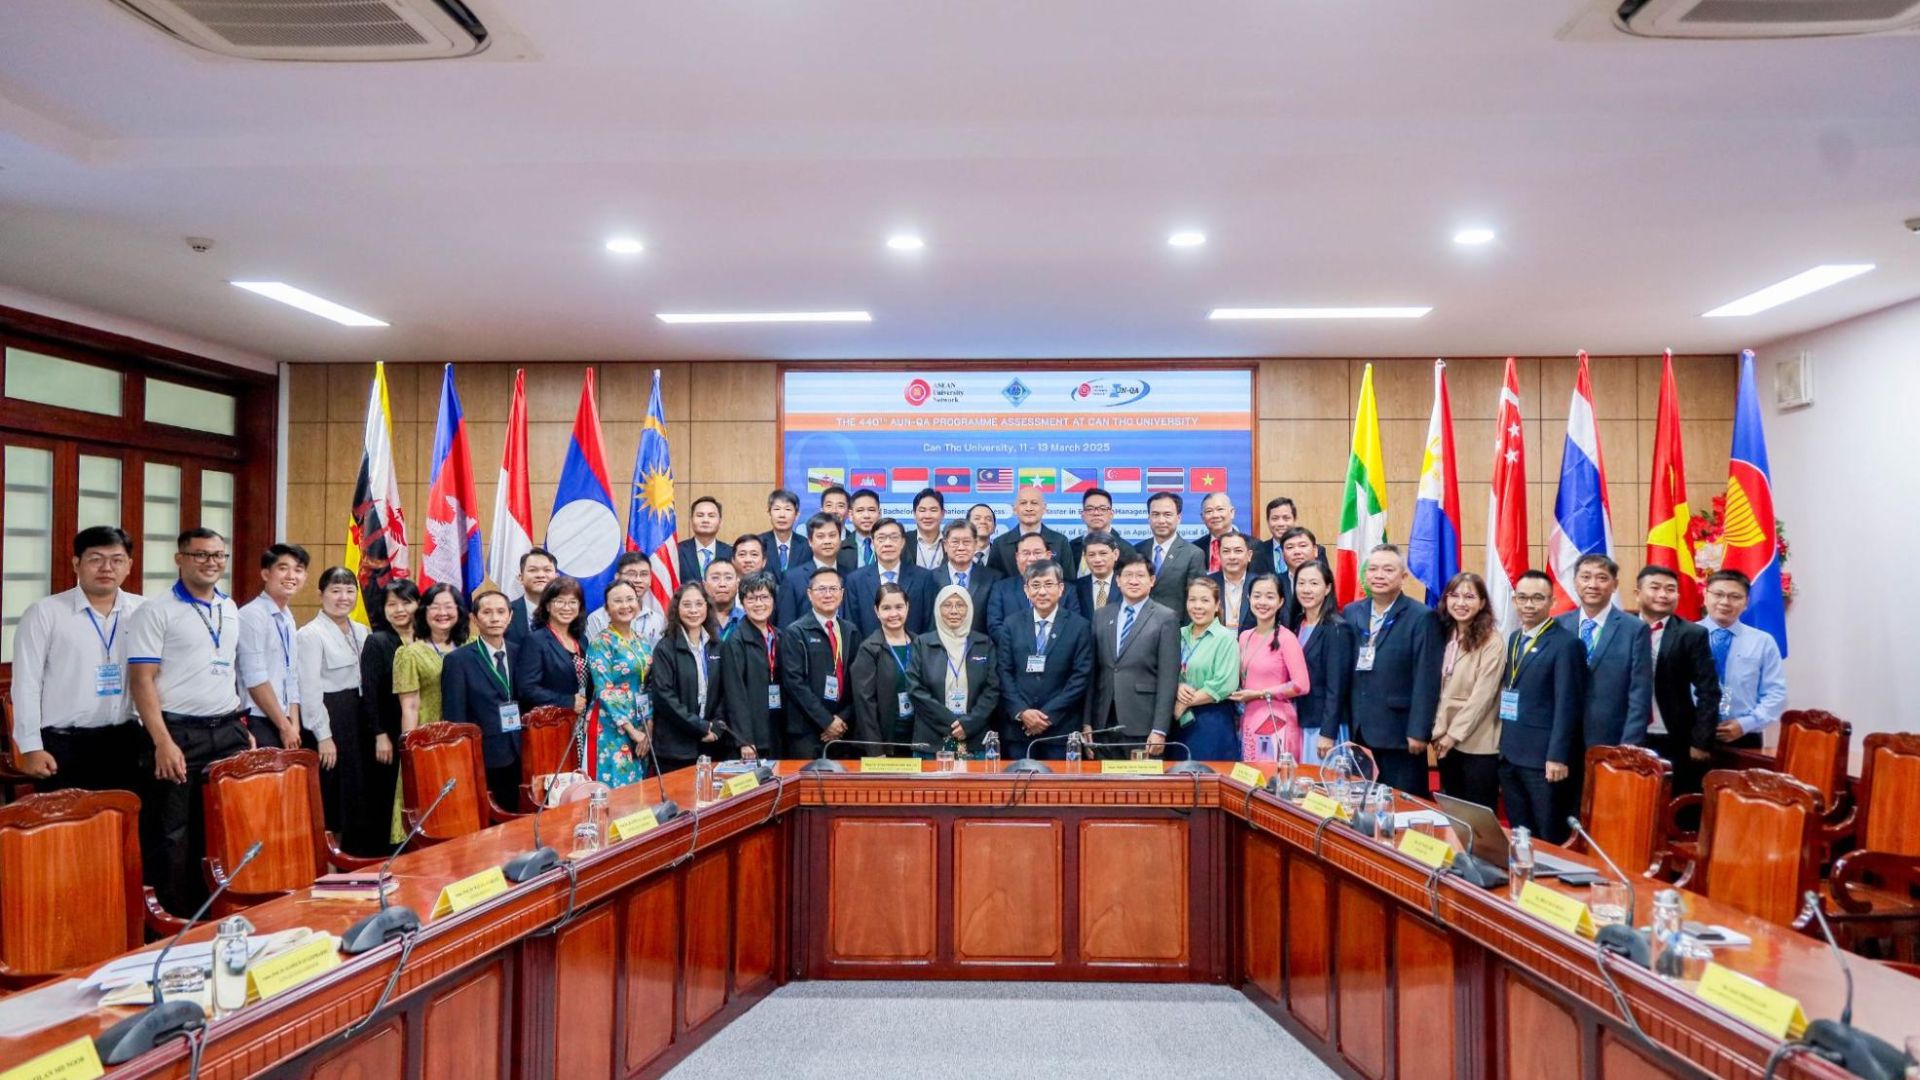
top-left (1546, 351), bottom-right (1613, 614)
top-left (891, 467), bottom-right (931, 493)
top-left (1721, 350), bottom-right (1787, 656)
top-left (1486, 358), bottom-right (1529, 636)
top-left (626, 370), bottom-right (681, 614)
top-left (420, 364), bottom-right (484, 596)
top-left (546, 369), bottom-right (623, 612)
top-left (1145, 467), bottom-right (1185, 492)
top-left (1408, 360), bottom-right (1462, 608)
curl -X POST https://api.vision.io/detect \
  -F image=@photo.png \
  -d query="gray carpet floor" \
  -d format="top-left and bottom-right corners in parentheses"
top-left (662, 981), bottom-right (1339, 1079)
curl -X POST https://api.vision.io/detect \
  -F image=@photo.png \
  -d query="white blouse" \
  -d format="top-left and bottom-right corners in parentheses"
top-left (296, 615), bottom-right (368, 742)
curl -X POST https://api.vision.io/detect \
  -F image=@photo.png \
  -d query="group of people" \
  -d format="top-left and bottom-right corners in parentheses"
top-left (7, 481), bottom-right (1787, 914)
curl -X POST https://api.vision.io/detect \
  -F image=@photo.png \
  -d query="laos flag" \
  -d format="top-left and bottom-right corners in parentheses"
top-left (546, 370), bottom-right (622, 612)
top-left (1721, 350), bottom-right (1787, 657)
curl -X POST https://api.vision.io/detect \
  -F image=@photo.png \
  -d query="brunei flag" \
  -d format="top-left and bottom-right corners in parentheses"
top-left (1335, 364), bottom-right (1389, 605)
top-left (1408, 360), bottom-right (1462, 607)
top-left (345, 362), bottom-right (409, 624)
top-left (1721, 350), bottom-right (1787, 657)
top-left (1645, 351), bottom-right (1701, 620)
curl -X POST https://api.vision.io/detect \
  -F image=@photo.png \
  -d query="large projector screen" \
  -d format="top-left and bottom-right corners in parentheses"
top-left (780, 368), bottom-right (1254, 542)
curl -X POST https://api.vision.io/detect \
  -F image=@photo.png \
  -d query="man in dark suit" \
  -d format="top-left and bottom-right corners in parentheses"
top-left (1329, 544), bottom-right (1443, 797)
top-left (1555, 554), bottom-right (1651, 747)
top-left (1087, 553), bottom-right (1181, 757)
top-left (757, 488), bottom-right (802, 585)
top-left (1137, 492), bottom-right (1205, 617)
top-left (776, 513), bottom-right (846, 627)
top-left (779, 565), bottom-right (856, 759)
top-left (1497, 570), bottom-right (1588, 843)
top-left (988, 485), bottom-right (1072, 579)
top-left (1252, 499), bottom-right (1330, 576)
top-left (676, 495), bottom-right (733, 583)
top-left (994, 560), bottom-right (1093, 760)
top-left (503, 546), bottom-right (557, 653)
top-left (836, 488), bottom-right (884, 572)
top-left (441, 590), bottom-right (523, 810)
top-left (1198, 492), bottom-right (1239, 574)
top-left (843, 518), bottom-right (936, 638)
top-left (986, 532), bottom-right (1084, 632)
top-left (933, 520), bottom-right (999, 633)
top-left (1206, 530), bottom-right (1257, 632)
top-left (1635, 564), bottom-right (1721, 793)
top-left (1066, 488), bottom-right (1115, 576)
top-left (1071, 530), bottom-right (1124, 619)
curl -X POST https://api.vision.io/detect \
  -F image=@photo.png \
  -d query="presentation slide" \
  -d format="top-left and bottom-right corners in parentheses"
top-left (781, 369), bottom-right (1253, 542)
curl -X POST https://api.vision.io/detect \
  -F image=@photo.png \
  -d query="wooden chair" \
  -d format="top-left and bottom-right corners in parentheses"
top-left (1775, 709), bottom-right (1856, 852)
top-left (1673, 769), bottom-right (1824, 928)
top-left (1822, 734), bottom-right (1920, 961)
top-left (1572, 745), bottom-right (1672, 878)
top-left (0, 790), bottom-right (184, 989)
top-left (202, 748), bottom-right (381, 914)
top-left (400, 723), bottom-right (522, 843)
top-left (518, 706), bottom-right (579, 810)
top-left (0, 700), bottom-right (41, 805)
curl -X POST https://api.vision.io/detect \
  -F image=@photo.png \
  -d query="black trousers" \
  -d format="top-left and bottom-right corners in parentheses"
top-left (244, 713), bottom-right (288, 748)
top-left (1499, 760), bottom-right (1568, 844)
top-left (37, 722), bottom-right (151, 797)
top-left (1652, 730), bottom-right (1706, 794)
top-left (153, 716), bottom-right (251, 916)
top-left (485, 763), bottom-right (521, 812)
top-left (786, 727), bottom-right (825, 761)
top-left (1361, 738), bottom-right (1431, 799)
top-left (1437, 750), bottom-right (1501, 812)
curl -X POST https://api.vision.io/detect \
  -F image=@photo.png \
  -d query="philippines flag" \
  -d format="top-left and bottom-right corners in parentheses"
top-left (1547, 352), bottom-right (1614, 614)
top-left (1721, 350), bottom-right (1787, 656)
top-left (891, 467), bottom-right (931, 493)
top-left (850, 468), bottom-right (888, 491)
top-left (546, 370), bottom-right (623, 613)
top-left (1060, 467), bottom-right (1098, 493)
top-left (935, 468), bottom-right (971, 493)
top-left (1103, 467), bottom-right (1143, 494)
top-left (420, 364), bottom-right (484, 596)
top-left (1145, 467), bottom-right (1185, 492)
top-left (1408, 360), bottom-right (1462, 608)
top-left (976, 467), bottom-right (1014, 493)
top-left (626, 370), bottom-right (681, 615)
top-left (1486, 357), bottom-right (1529, 636)
top-left (487, 369), bottom-right (533, 601)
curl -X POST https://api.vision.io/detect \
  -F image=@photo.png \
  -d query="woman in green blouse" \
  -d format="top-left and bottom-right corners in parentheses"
top-left (390, 582), bottom-right (467, 840)
top-left (1176, 576), bottom-right (1243, 761)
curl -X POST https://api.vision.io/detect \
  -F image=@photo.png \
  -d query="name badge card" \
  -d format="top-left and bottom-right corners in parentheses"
top-left (767, 685), bottom-right (782, 709)
top-left (95, 663), bottom-right (123, 698)
top-left (945, 688), bottom-right (967, 713)
top-left (859, 757), bottom-right (923, 774)
top-left (610, 807), bottom-right (660, 841)
top-left (0, 1037), bottom-right (105, 1080)
top-left (896, 691), bottom-right (912, 716)
top-left (247, 934), bottom-right (341, 1001)
top-left (823, 675), bottom-right (840, 701)
top-left (1397, 830), bottom-right (1455, 870)
top-left (1026, 655), bottom-right (1047, 674)
top-left (1355, 646), bottom-right (1375, 672)
top-left (1499, 690), bottom-right (1520, 722)
top-left (499, 702), bottom-right (522, 733)
top-left (1696, 962), bottom-right (1809, 1039)
top-left (1299, 790), bottom-right (1350, 821)
top-left (432, 866), bottom-right (510, 918)
top-left (1100, 759), bottom-right (1165, 775)
top-left (210, 655), bottom-right (235, 680)
top-left (1517, 881), bottom-right (1596, 938)
top-left (1229, 763), bottom-right (1266, 788)
top-left (722, 771), bottom-right (760, 797)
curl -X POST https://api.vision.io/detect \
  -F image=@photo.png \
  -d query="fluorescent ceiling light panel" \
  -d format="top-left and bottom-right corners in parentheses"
top-left (1701, 264), bottom-right (1875, 317)
top-left (886, 234), bottom-right (926, 251)
top-left (230, 281), bottom-right (387, 326)
top-left (604, 237), bottom-right (645, 254)
top-left (1168, 231), bottom-right (1207, 247)
top-left (1208, 306), bottom-right (1431, 320)
top-left (1453, 227), bottom-right (1497, 245)
top-left (656, 311), bottom-right (873, 324)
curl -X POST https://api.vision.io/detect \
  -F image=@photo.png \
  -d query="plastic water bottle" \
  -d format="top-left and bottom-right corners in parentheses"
top-left (693, 755), bottom-right (713, 807)
top-left (982, 731), bottom-right (1001, 768)
top-left (1651, 889), bottom-right (1686, 979)
top-left (1273, 750), bottom-right (1297, 797)
top-left (1508, 826), bottom-right (1535, 901)
top-left (211, 915), bottom-right (252, 1018)
top-left (1065, 733), bottom-right (1083, 763)
top-left (1371, 784), bottom-right (1395, 844)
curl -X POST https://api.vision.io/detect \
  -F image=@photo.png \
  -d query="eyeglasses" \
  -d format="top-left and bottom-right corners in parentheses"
top-left (810, 585), bottom-right (843, 595)
top-left (1704, 590), bottom-right (1745, 602)
top-left (80, 554), bottom-right (131, 568)
top-left (1513, 593), bottom-right (1552, 604)
top-left (181, 551), bottom-right (229, 564)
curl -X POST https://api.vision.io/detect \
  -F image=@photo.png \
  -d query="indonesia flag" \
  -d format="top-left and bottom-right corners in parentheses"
top-left (626, 370), bottom-right (681, 614)
top-left (1486, 357), bottom-right (1529, 636)
top-left (891, 467), bottom-right (931, 493)
top-left (547, 370), bottom-right (623, 613)
top-left (1546, 351), bottom-right (1614, 614)
top-left (1407, 360), bottom-right (1462, 608)
top-left (487, 370), bottom-right (533, 601)
top-left (420, 364), bottom-right (484, 596)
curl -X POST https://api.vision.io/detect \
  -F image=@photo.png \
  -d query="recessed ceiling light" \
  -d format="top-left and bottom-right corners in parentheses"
top-left (1453, 227), bottom-right (1497, 246)
top-left (1168, 231), bottom-right (1207, 248)
top-left (886, 234), bottom-right (926, 251)
top-left (1208, 306), bottom-right (1431, 320)
top-left (230, 281), bottom-right (387, 327)
top-left (604, 237), bottom-right (645, 254)
top-left (656, 311), bottom-right (873, 324)
top-left (1702, 264), bottom-right (1875, 317)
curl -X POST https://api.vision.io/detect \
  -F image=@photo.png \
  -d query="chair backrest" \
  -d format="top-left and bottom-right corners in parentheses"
top-left (401, 723), bottom-right (491, 840)
top-left (1697, 769), bottom-right (1823, 927)
top-left (1775, 709), bottom-right (1852, 807)
top-left (1577, 745), bottom-right (1671, 877)
top-left (1858, 733), bottom-right (1920, 856)
top-left (518, 706), bottom-right (579, 810)
top-left (203, 748), bottom-right (328, 895)
top-left (0, 790), bottom-right (146, 975)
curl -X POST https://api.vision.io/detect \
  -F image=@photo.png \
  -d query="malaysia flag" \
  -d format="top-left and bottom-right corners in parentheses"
top-left (1189, 467), bottom-right (1227, 493)
top-left (1146, 467), bottom-right (1186, 492)
top-left (851, 468), bottom-right (888, 491)
top-left (976, 467), bottom-right (1014, 493)
top-left (1060, 467), bottom-right (1098, 493)
top-left (888, 467), bottom-right (930, 493)
top-left (1103, 467), bottom-right (1143, 494)
top-left (935, 468), bottom-right (971, 493)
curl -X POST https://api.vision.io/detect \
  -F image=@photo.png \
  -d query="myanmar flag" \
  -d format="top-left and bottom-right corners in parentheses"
top-left (1645, 351), bottom-right (1701, 620)
top-left (1335, 364), bottom-right (1389, 606)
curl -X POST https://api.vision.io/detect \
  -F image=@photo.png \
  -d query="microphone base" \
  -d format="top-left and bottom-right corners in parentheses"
top-left (801, 759), bottom-right (847, 773)
top-left (1167, 761), bottom-right (1216, 775)
top-left (1006, 759), bottom-right (1052, 774)
top-left (502, 846), bottom-right (560, 883)
top-left (649, 799), bottom-right (681, 823)
top-left (95, 999), bottom-right (206, 1065)
top-left (753, 766), bottom-right (777, 784)
top-left (1446, 854), bottom-right (1510, 890)
top-left (340, 905), bottom-right (422, 955)
top-left (1805, 1019), bottom-right (1909, 1080)
top-left (1595, 925), bottom-right (1652, 967)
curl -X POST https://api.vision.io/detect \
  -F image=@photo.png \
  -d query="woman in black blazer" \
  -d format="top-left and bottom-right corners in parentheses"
top-left (646, 581), bottom-right (726, 773)
top-left (718, 573), bottom-right (784, 760)
top-left (849, 582), bottom-right (919, 747)
top-left (512, 575), bottom-right (590, 715)
top-left (905, 585), bottom-right (1000, 757)
top-left (354, 579), bottom-right (418, 856)
top-left (1287, 562), bottom-right (1356, 764)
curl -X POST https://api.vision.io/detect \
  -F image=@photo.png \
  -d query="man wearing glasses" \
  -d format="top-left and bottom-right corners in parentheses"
top-left (126, 527), bottom-right (252, 914)
top-left (9, 526), bottom-right (147, 794)
top-left (779, 565), bottom-right (855, 759)
top-left (1495, 569), bottom-right (1587, 843)
top-left (1697, 570), bottom-right (1787, 750)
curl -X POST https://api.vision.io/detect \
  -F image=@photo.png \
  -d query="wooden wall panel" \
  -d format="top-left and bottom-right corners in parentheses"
top-left (682, 848), bottom-right (731, 1029)
top-left (622, 874), bottom-right (680, 1072)
top-left (1078, 819), bottom-right (1188, 966)
top-left (1335, 882), bottom-right (1390, 1080)
top-left (1285, 856), bottom-right (1332, 1039)
top-left (1504, 971), bottom-right (1582, 1080)
top-left (828, 817), bottom-right (937, 963)
top-left (422, 963), bottom-right (503, 1080)
top-left (952, 819), bottom-right (1064, 964)
top-left (1394, 917), bottom-right (1455, 1080)
top-left (732, 828), bottom-right (778, 993)
top-left (306, 1019), bottom-right (403, 1080)
top-left (552, 904), bottom-right (617, 1080)
top-left (1599, 1032), bottom-right (1672, 1080)
top-left (1241, 829), bottom-right (1283, 1001)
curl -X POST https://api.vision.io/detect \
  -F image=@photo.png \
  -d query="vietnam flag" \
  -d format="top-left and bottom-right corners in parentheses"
top-left (1189, 467), bottom-right (1228, 493)
top-left (1645, 351), bottom-right (1701, 620)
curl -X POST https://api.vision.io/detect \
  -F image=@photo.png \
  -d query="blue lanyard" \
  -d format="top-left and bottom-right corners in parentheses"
top-left (888, 643), bottom-right (913, 678)
top-left (274, 611), bottom-right (293, 670)
top-left (85, 607), bottom-right (119, 658)
top-left (1366, 614), bottom-right (1396, 646)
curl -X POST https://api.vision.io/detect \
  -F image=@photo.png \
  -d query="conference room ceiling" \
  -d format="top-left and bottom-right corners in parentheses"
top-left (1, 1), bottom-right (1916, 364)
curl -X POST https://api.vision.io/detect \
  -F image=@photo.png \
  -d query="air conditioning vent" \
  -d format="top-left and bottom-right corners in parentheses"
top-left (1564, 0), bottom-right (1920, 39)
top-left (110, 0), bottom-right (491, 60)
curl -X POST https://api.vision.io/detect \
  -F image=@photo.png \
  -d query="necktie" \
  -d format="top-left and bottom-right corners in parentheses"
top-left (1209, 537), bottom-right (1220, 573)
top-left (700, 548), bottom-right (712, 572)
top-left (826, 620), bottom-right (844, 688)
top-left (492, 649), bottom-right (508, 685)
top-left (1095, 579), bottom-right (1109, 608)
top-left (1580, 618), bottom-right (1598, 658)
top-left (1153, 545), bottom-right (1166, 573)
top-left (1710, 627), bottom-right (1733, 681)
top-left (956, 571), bottom-right (968, 589)
top-left (1036, 619), bottom-right (1050, 654)
top-left (861, 538), bottom-right (873, 566)
top-left (778, 542), bottom-right (790, 570)
top-left (1117, 605), bottom-right (1137, 653)
top-left (883, 570), bottom-right (896, 584)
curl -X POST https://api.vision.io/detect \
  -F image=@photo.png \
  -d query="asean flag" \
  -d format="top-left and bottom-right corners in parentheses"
top-left (546, 370), bottom-right (622, 613)
top-left (1721, 350), bottom-right (1787, 657)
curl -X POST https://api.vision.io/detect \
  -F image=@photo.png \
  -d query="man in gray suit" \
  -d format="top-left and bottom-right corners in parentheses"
top-left (1135, 492), bottom-right (1205, 620)
top-left (1555, 554), bottom-right (1652, 748)
top-left (1085, 551), bottom-right (1181, 757)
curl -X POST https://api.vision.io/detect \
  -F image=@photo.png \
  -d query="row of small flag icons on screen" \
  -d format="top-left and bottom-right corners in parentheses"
top-left (805, 466), bottom-right (1229, 495)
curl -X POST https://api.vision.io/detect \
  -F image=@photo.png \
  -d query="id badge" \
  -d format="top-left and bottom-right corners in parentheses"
top-left (209, 655), bottom-right (235, 680)
top-left (1355, 645), bottom-right (1376, 672)
top-left (1253, 734), bottom-right (1276, 761)
top-left (823, 675), bottom-right (840, 701)
top-left (896, 691), bottom-right (912, 716)
top-left (945, 688), bottom-right (967, 713)
top-left (1499, 689), bottom-right (1520, 722)
top-left (1026, 655), bottom-right (1047, 674)
top-left (95, 662), bottom-right (124, 698)
top-left (499, 702), bottom-right (523, 733)
top-left (767, 685), bottom-right (782, 709)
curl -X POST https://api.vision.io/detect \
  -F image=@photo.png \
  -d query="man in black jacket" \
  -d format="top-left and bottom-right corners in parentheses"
top-left (676, 495), bottom-right (733, 583)
top-left (504, 547), bottom-right (557, 652)
top-left (992, 560), bottom-right (1094, 760)
top-left (440, 590), bottom-right (524, 811)
top-left (987, 485), bottom-right (1072, 580)
top-left (1634, 564), bottom-right (1722, 793)
top-left (1497, 570), bottom-right (1588, 843)
top-left (932, 520), bottom-right (1000, 633)
top-left (1331, 545), bottom-right (1443, 797)
top-left (779, 565), bottom-right (855, 759)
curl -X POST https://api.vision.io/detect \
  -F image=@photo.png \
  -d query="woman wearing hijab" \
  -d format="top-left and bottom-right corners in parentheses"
top-left (905, 584), bottom-right (1000, 758)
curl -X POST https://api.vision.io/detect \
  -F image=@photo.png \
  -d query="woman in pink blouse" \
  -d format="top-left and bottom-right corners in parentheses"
top-left (1231, 574), bottom-right (1311, 761)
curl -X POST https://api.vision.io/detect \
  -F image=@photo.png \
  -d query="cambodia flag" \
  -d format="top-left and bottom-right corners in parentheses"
top-left (626, 370), bottom-right (681, 614)
top-left (1546, 352), bottom-right (1613, 614)
top-left (850, 468), bottom-right (887, 491)
top-left (420, 364), bottom-right (484, 596)
top-left (547, 370), bottom-right (623, 612)
top-left (1408, 360), bottom-right (1462, 608)
top-left (1721, 350), bottom-right (1787, 657)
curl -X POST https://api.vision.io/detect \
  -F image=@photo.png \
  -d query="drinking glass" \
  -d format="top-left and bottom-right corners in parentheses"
top-left (1590, 880), bottom-right (1631, 928)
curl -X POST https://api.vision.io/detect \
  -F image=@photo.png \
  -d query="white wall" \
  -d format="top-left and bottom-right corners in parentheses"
top-left (1758, 298), bottom-right (1920, 737)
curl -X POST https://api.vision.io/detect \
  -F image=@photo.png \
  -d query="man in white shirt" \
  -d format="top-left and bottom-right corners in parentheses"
top-left (10, 526), bottom-right (148, 793)
top-left (587, 552), bottom-right (667, 646)
top-left (1208, 530), bottom-right (1254, 630)
top-left (236, 543), bottom-right (309, 749)
top-left (126, 527), bottom-right (252, 914)
top-left (1699, 570), bottom-right (1787, 748)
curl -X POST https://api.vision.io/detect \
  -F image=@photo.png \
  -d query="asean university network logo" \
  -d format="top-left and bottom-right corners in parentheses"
top-left (904, 378), bottom-right (932, 406)
top-left (1002, 378), bottom-right (1032, 406)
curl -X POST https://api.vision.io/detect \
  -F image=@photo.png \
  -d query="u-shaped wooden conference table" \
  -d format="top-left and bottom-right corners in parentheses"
top-left (1, 760), bottom-right (1910, 1079)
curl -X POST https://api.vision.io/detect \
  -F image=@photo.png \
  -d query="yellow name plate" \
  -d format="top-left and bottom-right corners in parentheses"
top-left (610, 807), bottom-right (660, 841)
top-left (859, 757), bottom-right (924, 774)
top-left (0, 1036), bottom-right (105, 1080)
top-left (722, 771), bottom-right (761, 797)
top-left (1397, 829), bottom-right (1455, 869)
top-left (1229, 763), bottom-right (1266, 788)
top-left (1100, 759), bottom-right (1166, 775)
top-left (1517, 880), bottom-right (1596, 938)
top-left (246, 934), bottom-right (341, 1001)
top-left (1697, 962), bottom-right (1809, 1039)
top-left (1299, 790), bottom-right (1351, 820)
top-left (431, 866), bottom-right (510, 918)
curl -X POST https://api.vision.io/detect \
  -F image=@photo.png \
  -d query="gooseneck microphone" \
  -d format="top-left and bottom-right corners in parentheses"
top-left (505, 712), bottom-right (586, 883)
top-left (1008, 724), bottom-right (1124, 773)
top-left (95, 841), bottom-right (264, 1064)
top-left (708, 720), bottom-right (776, 783)
top-left (1438, 810), bottom-right (1508, 889)
top-left (642, 731), bottom-right (683, 824)
top-left (801, 738), bottom-right (932, 772)
top-left (1796, 890), bottom-right (1909, 1080)
top-left (1565, 816), bottom-right (1650, 966)
top-left (341, 777), bottom-right (456, 955)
